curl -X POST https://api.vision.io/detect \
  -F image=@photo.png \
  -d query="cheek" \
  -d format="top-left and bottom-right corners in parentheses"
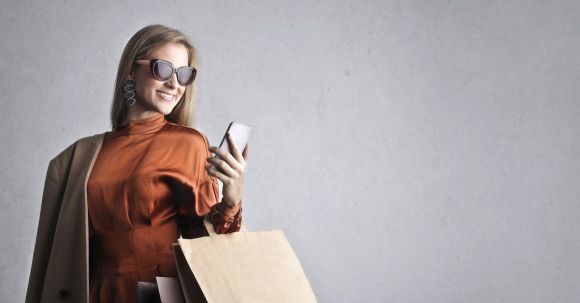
top-left (137, 79), bottom-right (161, 98)
top-left (146, 78), bottom-right (162, 90)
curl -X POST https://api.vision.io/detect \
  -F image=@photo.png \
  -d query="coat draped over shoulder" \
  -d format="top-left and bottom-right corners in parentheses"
top-left (26, 133), bottom-right (104, 303)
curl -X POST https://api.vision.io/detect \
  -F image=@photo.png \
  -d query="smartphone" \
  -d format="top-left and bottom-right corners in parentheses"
top-left (208, 122), bottom-right (253, 174)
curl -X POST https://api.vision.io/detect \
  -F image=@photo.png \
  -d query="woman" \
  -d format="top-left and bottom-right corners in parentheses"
top-left (26, 24), bottom-right (249, 303)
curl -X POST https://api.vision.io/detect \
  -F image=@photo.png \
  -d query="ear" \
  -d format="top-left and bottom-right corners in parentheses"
top-left (129, 65), bottom-right (135, 78)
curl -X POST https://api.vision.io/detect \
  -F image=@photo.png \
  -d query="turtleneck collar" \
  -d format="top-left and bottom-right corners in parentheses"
top-left (114, 112), bottom-right (167, 135)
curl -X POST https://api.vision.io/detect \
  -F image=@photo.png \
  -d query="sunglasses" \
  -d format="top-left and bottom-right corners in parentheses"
top-left (134, 59), bottom-right (197, 86)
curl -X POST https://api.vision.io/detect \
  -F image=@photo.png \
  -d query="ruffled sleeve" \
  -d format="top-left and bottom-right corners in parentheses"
top-left (200, 180), bottom-right (243, 234)
top-left (173, 130), bottom-right (242, 237)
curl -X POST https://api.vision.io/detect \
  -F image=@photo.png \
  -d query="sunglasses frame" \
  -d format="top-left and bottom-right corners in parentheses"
top-left (134, 58), bottom-right (197, 86)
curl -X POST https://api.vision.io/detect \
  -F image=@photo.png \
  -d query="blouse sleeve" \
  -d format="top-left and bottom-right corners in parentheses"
top-left (174, 130), bottom-right (242, 237)
top-left (200, 179), bottom-right (243, 234)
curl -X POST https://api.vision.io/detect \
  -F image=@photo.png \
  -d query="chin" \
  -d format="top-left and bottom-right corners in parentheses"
top-left (151, 102), bottom-right (176, 115)
top-left (153, 97), bottom-right (179, 114)
top-left (157, 107), bottom-right (175, 116)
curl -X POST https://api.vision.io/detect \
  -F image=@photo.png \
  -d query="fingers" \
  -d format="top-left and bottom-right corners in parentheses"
top-left (206, 156), bottom-right (237, 179)
top-left (208, 136), bottom-right (245, 171)
top-left (225, 133), bottom-right (249, 164)
top-left (226, 133), bottom-right (246, 164)
top-left (208, 146), bottom-right (241, 170)
top-left (206, 133), bottom-right (249, 184)
top-left (205, 162), bottom-right (233, 185)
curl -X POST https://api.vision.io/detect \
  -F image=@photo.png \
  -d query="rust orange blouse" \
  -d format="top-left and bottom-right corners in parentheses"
top-left (86, 112), bottom-right (242, 302)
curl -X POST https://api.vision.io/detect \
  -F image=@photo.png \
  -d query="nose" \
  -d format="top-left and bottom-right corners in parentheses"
top-left (165, 72), bottom-right (179, 88)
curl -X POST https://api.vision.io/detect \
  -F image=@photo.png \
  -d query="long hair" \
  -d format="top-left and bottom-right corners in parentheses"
top-left (110, 24), bottom-right (198, 130)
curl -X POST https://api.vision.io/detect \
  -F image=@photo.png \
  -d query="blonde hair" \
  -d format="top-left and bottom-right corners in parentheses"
top-left (110, 24), bottom-right (198, 130)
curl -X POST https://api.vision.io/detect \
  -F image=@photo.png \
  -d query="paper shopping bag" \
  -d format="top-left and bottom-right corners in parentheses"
top-left (172, 218), bottom-right (317, 303)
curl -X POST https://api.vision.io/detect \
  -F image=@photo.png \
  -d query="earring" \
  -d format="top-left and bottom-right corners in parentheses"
top-left (123, 79), bottom-right (136, 106)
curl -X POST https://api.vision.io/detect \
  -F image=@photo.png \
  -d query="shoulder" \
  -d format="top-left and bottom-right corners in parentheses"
top-left (50, 132), bottom-right (106, 165)
top-left (162, 123), bottom-right (213, 161)
top-left (163, 122), bottom-right (211, 148)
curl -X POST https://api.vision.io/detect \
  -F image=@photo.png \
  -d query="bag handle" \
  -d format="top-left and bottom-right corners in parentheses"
top-left (203, 216), bottom-right (218, 237)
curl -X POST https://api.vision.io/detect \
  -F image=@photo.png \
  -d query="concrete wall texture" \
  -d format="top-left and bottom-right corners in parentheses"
top-left (1, 1), bottom-right (579, 302)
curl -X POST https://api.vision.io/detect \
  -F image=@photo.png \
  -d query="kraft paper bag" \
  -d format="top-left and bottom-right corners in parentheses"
top-left (172, 218), bottom-right (317, 303)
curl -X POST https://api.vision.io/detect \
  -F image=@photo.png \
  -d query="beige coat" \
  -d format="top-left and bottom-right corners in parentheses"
top-left (26, 133), bottom-right (105, 302)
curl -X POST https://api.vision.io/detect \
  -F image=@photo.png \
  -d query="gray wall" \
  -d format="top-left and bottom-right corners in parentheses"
top-left (1, 1), bottom-right (579, 302)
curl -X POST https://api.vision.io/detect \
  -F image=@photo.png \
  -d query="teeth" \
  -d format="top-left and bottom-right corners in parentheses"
top-left (157, 91), bottom-right (174, 100)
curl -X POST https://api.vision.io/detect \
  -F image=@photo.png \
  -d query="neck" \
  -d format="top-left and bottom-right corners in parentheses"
top-left (122, 103), bottom-right (164, 126)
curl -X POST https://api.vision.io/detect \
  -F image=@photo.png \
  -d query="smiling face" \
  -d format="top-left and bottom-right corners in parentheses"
top-left (127, 42), bottom-right (190, 121)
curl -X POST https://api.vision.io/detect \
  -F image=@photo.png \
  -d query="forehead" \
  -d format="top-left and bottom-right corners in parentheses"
top-left (147, 42), bottom-right (189, 67)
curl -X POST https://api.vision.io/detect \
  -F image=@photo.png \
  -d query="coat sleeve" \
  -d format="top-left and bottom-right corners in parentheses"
top-left (26, 159), bottom-right (62, 303)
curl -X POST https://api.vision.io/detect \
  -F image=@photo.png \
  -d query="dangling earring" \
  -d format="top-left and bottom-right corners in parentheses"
top-left (123, 79), bottom-right (136, 106)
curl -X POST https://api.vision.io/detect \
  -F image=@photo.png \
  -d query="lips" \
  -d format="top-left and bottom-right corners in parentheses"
top-left (156, 90), bottom-right (175, 101)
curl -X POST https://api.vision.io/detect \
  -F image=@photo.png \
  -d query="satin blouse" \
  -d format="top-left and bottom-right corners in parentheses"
top-left (86, 112), bottom-right (242, 302)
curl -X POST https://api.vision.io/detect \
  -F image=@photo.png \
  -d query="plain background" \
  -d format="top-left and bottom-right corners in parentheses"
top-left (1, 1), bottom-right (579, 302)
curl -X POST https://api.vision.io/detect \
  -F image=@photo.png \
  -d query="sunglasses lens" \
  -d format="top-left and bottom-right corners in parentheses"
top-left (177, 68), bottom-right (196, 86)
top-left (152, 60), bottom-right (173, 81)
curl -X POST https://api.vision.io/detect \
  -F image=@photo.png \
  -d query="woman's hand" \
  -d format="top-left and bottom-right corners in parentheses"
top-left (204, 133), bottom-right (249, 206)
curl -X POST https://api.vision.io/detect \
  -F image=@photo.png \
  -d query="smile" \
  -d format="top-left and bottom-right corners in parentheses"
top-left (156, 90), bottom-right (175, 101)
